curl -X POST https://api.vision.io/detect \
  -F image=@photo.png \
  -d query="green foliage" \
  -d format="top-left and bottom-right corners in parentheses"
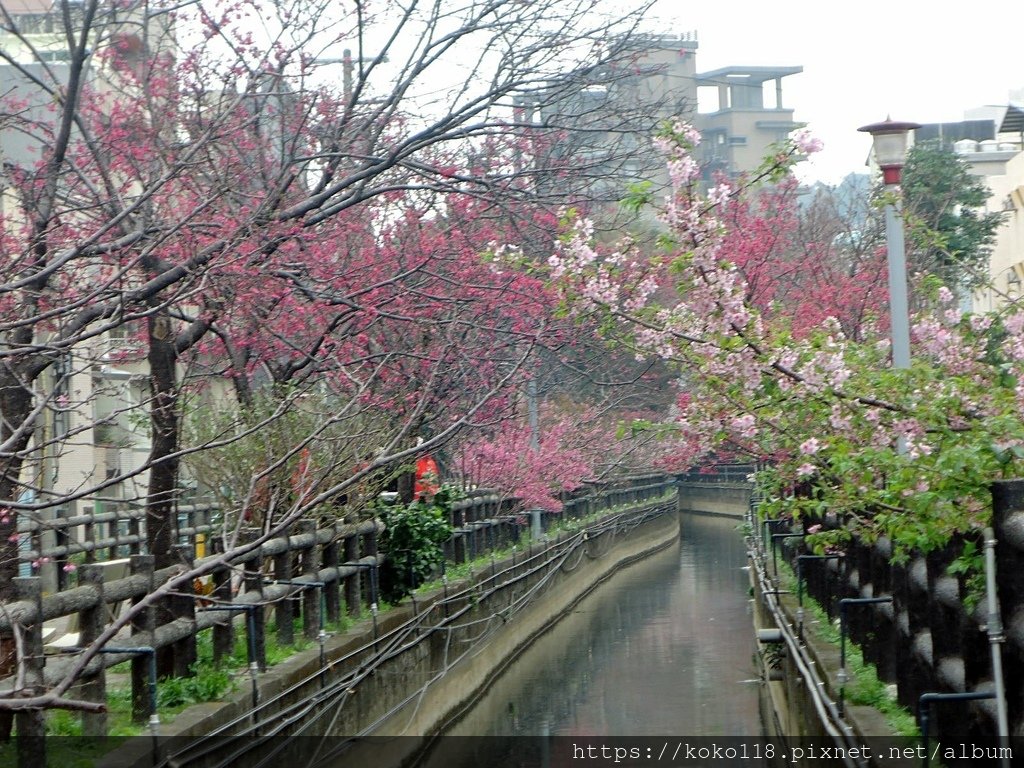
top-left (621, 181), bottom-right (653, 213)
top-left (378, 488), bottom-right (455, 604)
top-left (46, 709), bottom-right (82, 736)
top-left (901, 144), bottom-right (1006, 290)
top-left (761, 644), bottom-right (785, 671)
top-left (947, 539), bottom-right (986, 613)
top-left (562, 126), bottom-right (1021, 564)
top-left (156, 663), bottom-right (234, 709)
top-left (744, 308), bottom-right (1024, 563)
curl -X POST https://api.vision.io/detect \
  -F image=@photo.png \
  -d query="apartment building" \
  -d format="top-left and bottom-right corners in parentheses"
top-left (1, 0), bottom-right (172, 582)
top-left (694, 64), bottom-right (804, 178)
top-left (914, 101), bottom-right (1024, 313)
top-left (529, 31), bottom-right (803, 213)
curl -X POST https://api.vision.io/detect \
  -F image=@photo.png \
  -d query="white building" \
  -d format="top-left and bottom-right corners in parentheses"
top-left (939, 103), bottom-right (1024, 313)
top-left (1, 0), bottom-right (177, 584)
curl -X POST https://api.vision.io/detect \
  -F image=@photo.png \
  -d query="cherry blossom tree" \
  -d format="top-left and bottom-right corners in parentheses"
top-left (543, 120), bottom-right (1024, 561)
top-left (720, 177), bottom-right (889, 341)
top-left (454, 412), bottom-right (596, 512)
top-left (0, 0), bottom-right (685, 720)
top-left (0, 0), bottom-right (661, 597)
top-left (179, 184), bottom-right (566, 528)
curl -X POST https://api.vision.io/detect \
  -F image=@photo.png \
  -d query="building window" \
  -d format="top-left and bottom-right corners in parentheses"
top-left (37, 49), bottom-right (71, 62)
top-left (52, 352), bottom-right (72, 438)
top-left (1008, 268), bottom-right (1022, 298)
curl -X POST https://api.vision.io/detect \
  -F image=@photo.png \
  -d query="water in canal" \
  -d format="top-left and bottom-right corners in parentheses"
top-left (433, 512), bottom-right (761, 740)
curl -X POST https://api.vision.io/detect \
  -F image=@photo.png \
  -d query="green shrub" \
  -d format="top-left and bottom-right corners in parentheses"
top-left (378, 490), bottom-right (454, 604)
top-left (156, 664), bottom-right (234, 708)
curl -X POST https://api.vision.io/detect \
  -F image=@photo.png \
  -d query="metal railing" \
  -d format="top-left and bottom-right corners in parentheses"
top-left (0, 472), bottom-right (676, 761)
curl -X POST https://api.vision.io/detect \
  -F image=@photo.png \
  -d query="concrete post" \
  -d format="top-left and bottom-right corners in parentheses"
top-left (130, 554), bottom-right (156, 722)
top-left (241, 529), bottom-right (267, 671)
top-left (14, 577), bottom-right (45, 767)
top-left (274, 549), bottom-right (294, 647)
top-left (990, 480), bottom-right (1024, 735)
top-left (78, 564), bottom-right (108, 737)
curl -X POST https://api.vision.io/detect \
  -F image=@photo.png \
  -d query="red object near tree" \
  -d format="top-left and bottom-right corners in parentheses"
top-left (720, 177), bottom-right (889, 341)
top-left (414, 455), bottom-right (441, 500)
top-left (291, 448), bottom-right (314, 505)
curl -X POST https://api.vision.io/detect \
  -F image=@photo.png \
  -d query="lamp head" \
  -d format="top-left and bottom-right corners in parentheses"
top-left (858, 118), bottom-right (921, 185)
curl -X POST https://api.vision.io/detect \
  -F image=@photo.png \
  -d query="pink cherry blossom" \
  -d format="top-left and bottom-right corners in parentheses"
top-left (790, 129), bottom-right (823, 154)
top-left (799, 438), bottom-right (822, 456)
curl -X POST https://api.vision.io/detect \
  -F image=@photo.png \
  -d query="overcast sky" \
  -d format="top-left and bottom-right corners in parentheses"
top-left (651, 0), bottom-right (1024, 185)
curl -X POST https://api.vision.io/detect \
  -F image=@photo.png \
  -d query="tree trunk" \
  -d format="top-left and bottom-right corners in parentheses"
top-left (146, 312), bottom-right (179, 569)
top-left (0, 370), bottom-right (34, 599)
top-left (0, 367), bottom-right (34, 740)
top-left (146, 312), bottom-right (185, 678)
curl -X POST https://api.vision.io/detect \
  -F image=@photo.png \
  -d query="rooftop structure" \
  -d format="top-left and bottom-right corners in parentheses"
top-left (694, 65), bottom-right (804, 178)
top-left (531, 31), bottom-right (804, 213)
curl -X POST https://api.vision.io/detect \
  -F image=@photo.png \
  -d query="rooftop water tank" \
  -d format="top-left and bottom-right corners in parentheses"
top-left (979, 139), bottom-right (999, 152)
top-left (954, 139), bottom-right (978, 154)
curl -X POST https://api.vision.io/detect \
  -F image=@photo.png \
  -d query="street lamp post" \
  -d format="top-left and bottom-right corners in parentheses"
top-left (857, 119), bottom-right (921, 370)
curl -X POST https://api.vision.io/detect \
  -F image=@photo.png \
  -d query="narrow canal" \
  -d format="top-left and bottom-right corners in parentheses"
top-left (426, 512), bottom-right (761, 748)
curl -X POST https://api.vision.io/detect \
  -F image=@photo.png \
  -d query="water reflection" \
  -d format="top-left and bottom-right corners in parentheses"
top-left (437, 513), bottom-right (760, 738)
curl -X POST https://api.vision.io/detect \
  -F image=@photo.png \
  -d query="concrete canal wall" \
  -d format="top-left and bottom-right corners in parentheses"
top-left (386, 500), bottom-right (681, 738)
top-left (105, 497), bottom-right (680, 768)
top-left (676, 481), bottom-right (751, 518)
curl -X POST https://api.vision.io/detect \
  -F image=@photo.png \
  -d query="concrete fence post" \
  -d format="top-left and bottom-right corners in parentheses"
top-left (871, 538), bottom-right (898, 683)
top-left (274, 548), bottom-right (294, 647)
top-left (55, 513), bottom-right (70, 592)
top-left (892, 555), bottom-right (933, 711)
top-left (926, 540), bottom-right (973, 742)
top-left (14, 577), bottom-right (45, 768)
top-left (843, 538), bottom-right (865, 648)
top-left (78, 564), bottom-right (108, 738)
top-left (240, 529), bottom-right (267, 671)
top-left (130, 554), bottom-right (156, 722)
top-left (298, 521), bottom-right (321, 641)
top-left (211, 558), bottom-right (234, 666)
top-left (343, 529), bottom-right (361, 617)
top-left (171, 545), bottom-right (197, 677)
top-left (129, 508), bottom-right (142, 556)
top-left (84, 512), bottom-right (96, 564)
top-left (323, 524), bottom-right (341, 625)
top-left (452, 504), bottom-right (466, 564)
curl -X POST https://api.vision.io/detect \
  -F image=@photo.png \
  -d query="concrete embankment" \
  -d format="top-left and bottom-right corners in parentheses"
top-left (677, 481), bottom-right (751, 518)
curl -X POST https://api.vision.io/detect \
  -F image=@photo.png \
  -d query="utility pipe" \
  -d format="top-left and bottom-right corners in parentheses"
top-left (753, 547), bottom-right (862, 765)
top-left (983, 527), bottom-right (1011, 767)
top-left (199, 604), bottom-right (261, 712)
top-left (919, 691), bottom-right (995, 768)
